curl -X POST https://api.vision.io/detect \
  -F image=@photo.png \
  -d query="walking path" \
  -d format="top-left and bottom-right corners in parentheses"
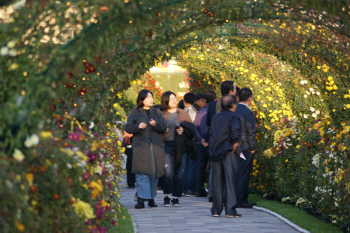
top-left (119, 177), bottom-right (299, 233)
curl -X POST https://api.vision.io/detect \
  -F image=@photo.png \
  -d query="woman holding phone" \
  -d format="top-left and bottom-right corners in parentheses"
top-left (160, 91), bottom-right (195, 207)
top-left (125, 89), bottom-right (167, 209)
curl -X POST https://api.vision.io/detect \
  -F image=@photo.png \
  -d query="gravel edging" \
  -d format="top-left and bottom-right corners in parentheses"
top-left (253, 206), bottom-right (310, 233)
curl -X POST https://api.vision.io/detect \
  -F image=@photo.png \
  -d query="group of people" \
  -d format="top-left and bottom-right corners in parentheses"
top-left (123, 80), bottom-right (257, 217)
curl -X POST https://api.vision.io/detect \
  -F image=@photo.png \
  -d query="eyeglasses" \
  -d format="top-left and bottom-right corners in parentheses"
top-left (170, 97), bottom-right (178, 102)
top-left (200, 99), bottom-right (207, 103)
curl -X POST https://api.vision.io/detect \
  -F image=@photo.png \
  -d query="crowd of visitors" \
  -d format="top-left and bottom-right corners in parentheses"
top-left (123, 80), bottom-right (257, 217)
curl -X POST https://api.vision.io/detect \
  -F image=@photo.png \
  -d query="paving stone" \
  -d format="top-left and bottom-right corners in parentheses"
top-left (119, 176), bottom-right (300, 233)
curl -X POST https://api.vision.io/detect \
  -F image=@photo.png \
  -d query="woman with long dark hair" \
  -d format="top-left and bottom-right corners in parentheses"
top-left (125, 89), bottom-right (167, 209)
top-left (160, 91), bottom-right (196, 207)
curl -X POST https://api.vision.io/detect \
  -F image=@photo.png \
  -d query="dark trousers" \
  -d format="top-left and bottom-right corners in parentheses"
top-left (211, 152), bottom-right (239, 216)
top-left (183, 153), bottom-right (198, 192)
top-left (125, 147), bottom-right (135, 187)
top-left (236, 150), bottom-right (254, 205)
top-left (163, 142), bottom-right (187, 197)
top-left (195, 144), bottom-right (210, 193)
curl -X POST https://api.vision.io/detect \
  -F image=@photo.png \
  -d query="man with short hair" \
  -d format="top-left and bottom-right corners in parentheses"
top-left (235, 88), bottom-right (257, 208)
top-left (194, 91), bottom-right (217, 198)
top-left (208, 95), bottom-right (242, 218)
top-left (183, 92), bottom-right (198, 196)
top-left (194, 93), bottom-right (206, 111)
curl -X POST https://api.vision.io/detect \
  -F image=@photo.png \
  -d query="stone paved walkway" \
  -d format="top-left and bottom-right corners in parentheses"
top-left (119, 177), bottom-right (299, 233)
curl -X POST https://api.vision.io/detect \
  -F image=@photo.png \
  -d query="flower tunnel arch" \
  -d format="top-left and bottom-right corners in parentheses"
top-left (1, 0), bottom-right (350, 232)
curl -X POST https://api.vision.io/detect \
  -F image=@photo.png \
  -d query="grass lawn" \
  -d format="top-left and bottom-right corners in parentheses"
top-left (248, 194), bottom-right (342, 233)
top-left (110, 202), bottom-right (134, 233)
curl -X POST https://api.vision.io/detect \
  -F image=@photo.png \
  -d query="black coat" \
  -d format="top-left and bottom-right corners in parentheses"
top-left (174, 122), bottom-right (197, 164)
top-left (208, 110), bottom-right (242, 162)
top-left (125, 107), bottom-right (167, 177)
top-left (235, 104), bottom-right (257, 152)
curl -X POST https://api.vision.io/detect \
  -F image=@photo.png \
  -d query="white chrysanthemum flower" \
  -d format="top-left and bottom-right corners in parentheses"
top-left (312, 113), bottom-right (317, 118)
top-left (316, 110), bottom-right (320, 114)
top-left (9, 49), bottom-right (17, 57)
top-left (89, 121), bottom-right (95, 129)
top-left (0, 46), bottom-right (9, 56)
top-left (310, 107), bottom-right (315, 112)
top-left (304, 94), bottom-right (308, 98)
top-left (303, 114), bottom-right (308, 119)
top-left (13, 149), bottom-right (25, 162)
top-left (316, 91), bottom-right (320, 96)
top-left (309, 88), bottom-right (314, 92)
top-left (24, 134), bottom-right (40, 147)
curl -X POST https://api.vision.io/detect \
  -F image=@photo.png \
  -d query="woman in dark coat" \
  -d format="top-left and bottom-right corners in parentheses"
top-left (125, 89), bottom-right (167, 209)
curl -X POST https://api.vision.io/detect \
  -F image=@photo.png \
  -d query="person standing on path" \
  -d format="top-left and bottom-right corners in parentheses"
top-left (235, 88), bottom-right (257, 208)
top-left (125, 89), bottom-right (167, 209)
top-left (160, 91), bottom-right (195, 207)
top-left (208, 95), bottom-right (242, 218)
top-left (122, 131), bottom-right (135, 188)
top-left (194, 91), bottom-right (217, 198)
top-left (193, 92), bottom-right (206, 111)
top-left (183, 92), bottom-right (198, 196)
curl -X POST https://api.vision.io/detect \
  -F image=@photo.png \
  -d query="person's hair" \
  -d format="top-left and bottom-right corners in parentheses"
top-left (184, 93), bottom-right (195, 104)
top-left (160, 91), bottom-right (176, 111)
top-left (239, 88), bottom-right (253, 102)
top-left (178, 100), bottom-right (184, 109)
top-left (136, 89), bottom-right (153, 108)
top-left (221, 80), bottom-right (234, 96)
top-left (195, 93), bottom-right (205, 101)
top-left (221, 95), bottom-right (237, 110)
top-left (235, 86), bottom-right (240, 97)
top-left (205, 91), bottom-right (217, 104)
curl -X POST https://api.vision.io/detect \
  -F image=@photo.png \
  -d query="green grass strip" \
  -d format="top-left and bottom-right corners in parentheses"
top-left (248, 194), bottom-right (342, 233)
top-left (110, 201), bottom-right (134, 233)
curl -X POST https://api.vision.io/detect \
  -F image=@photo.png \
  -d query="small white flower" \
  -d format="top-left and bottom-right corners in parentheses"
top-left (9, 49), bottom-right (17, 57)
top-left (310, 107), bottom-right (315, 112)
top-left (312, 113), bottom-right (317, 118)
top-left (0, 46), bottom-right (9, 56)
top-left (306, 91), bottom-right (310, 95)
top-left (316, 91), bottom-right (320, 96)
top-left (13, 149), bottom-right (25, 162)
top-left (316, 110), bottom-right (320, 114)
top-left (303, 114), bottom-right (308, 119)
top-left (7, 40), bottom-right (16, 48)
top-left (66, 163), bottom-right (72, 169)
top-left (304, 94), bottom-right (308, 98)
top-left (24, 134), bottom-right (40, 147)
top-left (89, 121), bottom-right (95, 129)
top-left (309, 88), bottom-right (314, 92)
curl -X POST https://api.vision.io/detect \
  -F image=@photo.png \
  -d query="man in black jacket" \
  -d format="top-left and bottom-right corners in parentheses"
top-left (235, 88), bottom-right (257, 208)
top-left (208, 95), bottom-right (242, 218)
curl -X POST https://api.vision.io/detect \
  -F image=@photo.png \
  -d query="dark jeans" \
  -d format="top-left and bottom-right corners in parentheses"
top-left (236, 150), bottom-right (255, 205)
top-left (195, 144), bottom-right (210, 193)
top-left (183, 152), bottom-right (198, 192)
top-left (211, 152), bottom-right (239, 216)
top-left (163, 142), bottom-right (187, 197)
top-left (125, 146), bottom-right (135, 187)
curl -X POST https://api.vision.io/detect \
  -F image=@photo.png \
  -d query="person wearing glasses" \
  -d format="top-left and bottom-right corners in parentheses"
top-left (160, 91), bottom-right (196, 207)
top-left (125, 89), bottom-right (167, 209)
top-left (235, 88), bottom-right (257, 208)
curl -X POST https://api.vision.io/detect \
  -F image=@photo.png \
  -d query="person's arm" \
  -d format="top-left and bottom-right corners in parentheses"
top-left (206, 104), bottom-right (212, 127)
top-left (125, 110), bottom-right (142, 134)
top-left (246, 111), bottom-right (257, 152)
top-left (230, 116), bottom-right (243, 151)
top-left (152, 110), bottom-right (167, 133)
top-left (194, 112), bottom-right (204, 143)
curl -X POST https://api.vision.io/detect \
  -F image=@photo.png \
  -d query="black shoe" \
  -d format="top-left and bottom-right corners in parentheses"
top-left (208, 197), bottom-right (213, 202)
top-left (195, 190), bottom-right (208, 197)
top-left (237, 203), bottom-right (256, 208)
top-left (135, 197), bottom-right (145, 209)
top-left (171, 198), bottom-right (180, 207)
top-left (186, 191), bottom-right (195, 197)
top-left (148, 199), bottom-right (158, 207)
top-left (182, 191), bottom-right (187, 196)
top-left (164, 196), bottom-right (171, 207)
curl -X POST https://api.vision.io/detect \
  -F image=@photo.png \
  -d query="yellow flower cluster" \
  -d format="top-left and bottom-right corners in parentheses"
top-left (252, 159), bottom-right (259, 176)
top-left (263, 148), bottom-right (275, 158)
top-left (274, 128), bottom-right (294, 142)
top-left (325, 76), bottom-right (338, 91)
top-left (72, 198), bottom-right (95, 220)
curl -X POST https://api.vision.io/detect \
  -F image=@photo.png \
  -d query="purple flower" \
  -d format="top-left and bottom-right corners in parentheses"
top-left (68, 133), bottom-right (74, 140)
top-left (83, 173), bottom-right (89, 181)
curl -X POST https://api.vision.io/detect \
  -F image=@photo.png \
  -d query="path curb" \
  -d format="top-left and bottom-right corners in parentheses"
top-left (253, 206), bottom-right (310, 233)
